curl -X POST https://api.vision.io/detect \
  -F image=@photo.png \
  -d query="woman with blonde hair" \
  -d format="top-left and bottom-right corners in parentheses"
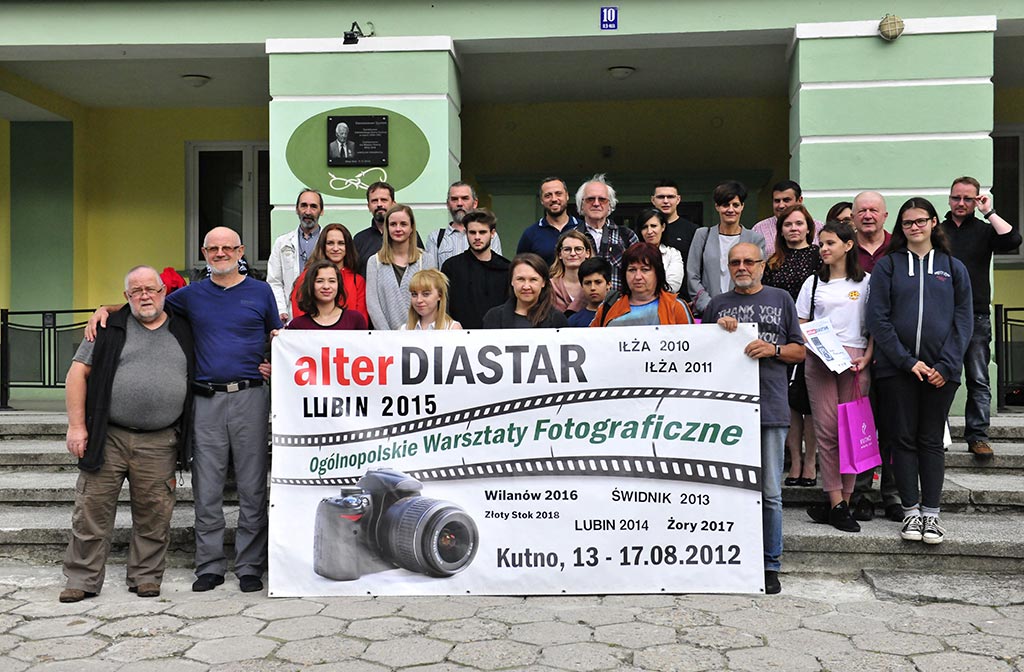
top-left (403, 269), bottom-right (462, 331)
top-left (366, 204), bottom-right (432, 329)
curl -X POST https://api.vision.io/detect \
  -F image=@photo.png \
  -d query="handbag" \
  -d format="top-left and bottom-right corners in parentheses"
top-left (788, 275), bottom-right (817, 414)
top-left (838, 372), bottom-right (882, 474)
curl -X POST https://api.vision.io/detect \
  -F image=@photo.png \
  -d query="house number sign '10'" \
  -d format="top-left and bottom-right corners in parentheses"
top-left (600, 7), bottom-right (618, 30)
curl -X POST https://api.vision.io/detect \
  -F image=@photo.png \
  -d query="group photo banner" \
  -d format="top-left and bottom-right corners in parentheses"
top-left (269, 325), bottom-right (763, 596)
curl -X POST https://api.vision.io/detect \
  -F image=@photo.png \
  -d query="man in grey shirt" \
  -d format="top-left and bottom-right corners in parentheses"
top-left (60, 266), bottom-right (194, 602)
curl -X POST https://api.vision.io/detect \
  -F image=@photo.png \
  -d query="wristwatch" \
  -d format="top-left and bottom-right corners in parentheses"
top-left (983, 210), bottom-right (996, 220)
top-left (775, 345), bottom-right (782, 358)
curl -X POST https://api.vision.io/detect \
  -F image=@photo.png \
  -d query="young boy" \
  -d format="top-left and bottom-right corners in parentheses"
top-left (568, 257), bottom-right (613, 327)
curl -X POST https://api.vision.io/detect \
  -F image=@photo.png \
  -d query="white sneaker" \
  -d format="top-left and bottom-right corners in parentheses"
top-left (900, 515), bottom-right (923, 542)
top-left (922, 516), bottom-right (945, 545)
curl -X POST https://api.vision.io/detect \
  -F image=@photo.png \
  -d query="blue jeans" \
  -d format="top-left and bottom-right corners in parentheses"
top-left (964, 314), bottom-right (990, 444)
top-left (761, 426), bottom-right (786, 572)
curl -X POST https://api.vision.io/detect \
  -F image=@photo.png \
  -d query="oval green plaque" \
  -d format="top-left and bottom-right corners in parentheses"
top-left (286, 106), bottom-right (430, 200)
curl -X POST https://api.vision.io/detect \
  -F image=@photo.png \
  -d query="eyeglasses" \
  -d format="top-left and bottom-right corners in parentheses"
top-left (126, 286), bottom-right (165, 298)
top-left (837, 217), bottom-right (853, 225)
top-left (901, 218), bottom-right (933, 229)
top-left (583, 196), bottom-right (609, 204)
top-left (728, 259), bottom-right (765, 268)
top-left (561, 246), bottom-right (587, 255)
top-left (204, 245), bottom-right (241, 254)
top-left (949, 196), bottom-right (976, 203)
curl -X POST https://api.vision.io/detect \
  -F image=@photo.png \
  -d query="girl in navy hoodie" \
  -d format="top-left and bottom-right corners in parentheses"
top-left (866, 197), bottom-right (973, 546)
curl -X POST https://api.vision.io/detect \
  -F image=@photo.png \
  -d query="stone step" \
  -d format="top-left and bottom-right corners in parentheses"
top-left (943, 441), bottom-right (1024, 470)
top-left (783, 508), bottom-right (1024, 573)
top-left (0, 504), bottom-right (237, 564)
top-left (948, 413), bottom-right (1024, 441)
top-left (0, 440), bottom-right (76, 470)
top-left (781, 468), bottom-right (1024, 511)
top-left (0, 471), bottom-right (237, 504)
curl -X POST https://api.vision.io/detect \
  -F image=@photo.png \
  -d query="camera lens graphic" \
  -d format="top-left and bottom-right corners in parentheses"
top-left (379, 496), bottom-right (479, 576)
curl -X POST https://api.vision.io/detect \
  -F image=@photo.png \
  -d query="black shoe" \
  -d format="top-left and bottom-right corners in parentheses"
top-left (784, 477), bottom-right (801, 487)
top-left (884, 503), bottom-right (904, 522)
top-left (192, 573), bottom-right (225, 592)
top-left (851, 497), bottom-right (874, 522)
top-left (807, 504), bottom-right (830, 524)
top-left (829, 501), bottom-right (861, 533)
top-left (239, 575), bottom-right (264, 593)
top-left (797, 477), bottom-right (817, 487)
top-left (764, 570), bottom-right (781, 595)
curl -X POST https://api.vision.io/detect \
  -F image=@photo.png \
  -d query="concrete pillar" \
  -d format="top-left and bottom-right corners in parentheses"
top-left (266, 36), bottom-right (461, 238)
top-left (790, 15), bottom-right (997, 417)
top-left (791, 15), bottom-right (996, 217)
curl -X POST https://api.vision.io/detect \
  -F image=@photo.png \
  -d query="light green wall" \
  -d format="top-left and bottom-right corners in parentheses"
top-left (269, 48), bottom-right (460, 236)
top-left (799, 140), bottom-right (993, 192)
top-left (796, 32), bottom-right (994, 83)
top-left (10, 122), bottom-right (73, 310)
top-left (792, 31), bottom-right (994, 191)
top-left (270, 52), bottom-right (454, 97)
top-left (797, 84), bottom-right (993, 137)
top-left (2, 2), bottom-right (1023, 45)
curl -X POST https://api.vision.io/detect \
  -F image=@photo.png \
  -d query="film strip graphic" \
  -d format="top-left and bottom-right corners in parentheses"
top-left (271, 454), bottom-right (762, 493)
top-left (274, 386), bottom-right (759, 449)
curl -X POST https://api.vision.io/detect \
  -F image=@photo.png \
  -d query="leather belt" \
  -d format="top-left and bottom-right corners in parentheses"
top-left (193, 379), bottom-right (264, 395)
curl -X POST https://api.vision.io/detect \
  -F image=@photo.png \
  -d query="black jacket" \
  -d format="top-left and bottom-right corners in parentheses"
top-left (81, 306), bottom-right (196, 472)
top-left (482, 298), bottom-right (569, 329)
top-left (441, 250), bottom-right (510, 330)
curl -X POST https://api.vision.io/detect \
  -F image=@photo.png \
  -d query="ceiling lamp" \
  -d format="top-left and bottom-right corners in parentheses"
top-left (181, 74), bottom-right (212, 88)
top-left (607, 66), bottom-right (636, 80)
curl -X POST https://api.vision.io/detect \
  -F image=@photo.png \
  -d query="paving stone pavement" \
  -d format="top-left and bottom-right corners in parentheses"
top-left (0, 563), bottom-right (1022, 671)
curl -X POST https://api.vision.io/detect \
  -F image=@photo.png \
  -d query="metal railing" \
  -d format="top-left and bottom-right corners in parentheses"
top-left (995, 305), bottom-right (1024, 409)
top-left (0, 309), bottom-right (93, 409)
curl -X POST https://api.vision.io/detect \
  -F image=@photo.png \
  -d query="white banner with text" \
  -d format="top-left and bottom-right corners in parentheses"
top-left (269, 325), bottom-right (764, 596)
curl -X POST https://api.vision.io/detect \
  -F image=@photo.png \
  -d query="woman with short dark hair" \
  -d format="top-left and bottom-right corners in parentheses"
top-left (687, 180), bottom-right (766, 317)
top-left (593, 242), bottom-right (693, 327)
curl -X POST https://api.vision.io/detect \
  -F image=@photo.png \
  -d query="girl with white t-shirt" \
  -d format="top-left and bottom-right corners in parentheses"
top-left (795, 220), bottom-right (873, 533)
top-left (402, 268), bottom-right (462, 331)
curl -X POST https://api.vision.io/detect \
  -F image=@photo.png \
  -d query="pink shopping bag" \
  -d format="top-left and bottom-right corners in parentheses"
top-left (838, 395), bottom-right (881, 474)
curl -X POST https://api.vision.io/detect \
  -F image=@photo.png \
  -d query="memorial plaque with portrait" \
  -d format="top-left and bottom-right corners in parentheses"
top-left (327, 115), bottom-right (388, 167)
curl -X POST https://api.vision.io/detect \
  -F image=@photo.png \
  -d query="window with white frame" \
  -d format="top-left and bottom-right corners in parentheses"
top-left (186, 141), bottom-right (271, 271)
top-left (993, 130), bottom-right (1023, 263)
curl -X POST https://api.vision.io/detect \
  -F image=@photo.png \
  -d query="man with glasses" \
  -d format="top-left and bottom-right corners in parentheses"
top-left (752, 180), bottom-right (824, 257)
top-left (517, 177), bottom-right (582, 265)
top-left (86, 227), bottom-right (282, 594)
top-left (941, 176), bottom-right (1022, 459)
top-left (267, 189), bottom-right (323, 322)
top-left (424, 181), bottom-right (502, 269)
top-left (442, 208), bottom-right (510, 329)
top-left (705, 243), bottom-right (805, 595)
top-left (60, 266), bottom-right (194, 603)
top-left (572, 174), bottom-right (638, 293)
